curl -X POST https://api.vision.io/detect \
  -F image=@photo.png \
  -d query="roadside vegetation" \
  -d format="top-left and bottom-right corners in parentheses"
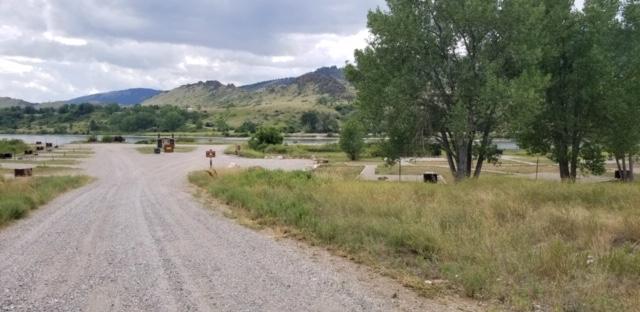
top-left (190, 169), bottom-right (640, 311)
top-left (0, 175), bottom-right (90, 226)
top-left (0, 165), bottom-right (79, 176)
top-left (0, 139), bottom-right (30, 155)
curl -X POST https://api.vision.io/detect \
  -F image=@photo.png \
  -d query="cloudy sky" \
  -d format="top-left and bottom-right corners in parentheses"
top-left (0, 0), bottom-right (386, 102)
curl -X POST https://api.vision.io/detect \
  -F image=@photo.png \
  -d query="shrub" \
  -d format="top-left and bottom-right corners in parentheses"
top-left (339, 119), bottom-right (365, 161)
top-left (101, 135), bottom-right (114, 143)
top-left (0, 139), bottom-right (29, 154)
top-left (248, 127), bottom-right (284, 151)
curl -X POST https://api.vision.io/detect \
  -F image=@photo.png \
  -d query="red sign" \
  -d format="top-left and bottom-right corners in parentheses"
top-left (206, 150), bottom-right (216, 158)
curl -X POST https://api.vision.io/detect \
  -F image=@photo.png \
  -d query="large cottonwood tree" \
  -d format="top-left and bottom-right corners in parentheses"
top-left (514, 0), bottom-right (640, 182)
top-left (596, 0), bottom-right (640, 182)
top-left (346, 0), bottom-right (546, 182)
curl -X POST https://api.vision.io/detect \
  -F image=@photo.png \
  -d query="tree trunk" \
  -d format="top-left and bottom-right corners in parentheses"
top-left (466, 138), bottom-right (473, 178)
top-left (473, 129), bottom-right (491, 178)
top-left (622, 156), bottom-right (628, 182)
top-left (441, 131), bottom-right (458, 178)
top-left (629, 154), bottom-right (635, 182)
top-left (455, 139), bottom-right (470, 182)
top-left (569, 136), bottom-right (580, 182)
top-left (557, 143), bottom-right (571, 181)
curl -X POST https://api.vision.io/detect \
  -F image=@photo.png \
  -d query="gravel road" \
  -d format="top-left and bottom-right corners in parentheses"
top-left (0, 144), bottom-right (477, 312)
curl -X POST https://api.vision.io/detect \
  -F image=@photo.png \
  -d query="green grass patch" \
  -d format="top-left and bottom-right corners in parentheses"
top-left (225, 143), bottom-right (377, 162)
top-left (0, 175), bottom-right (90, 226)
top-left (190, 170), bottom-right (640, 311)
top-left (135, 145), bottom-right (197, 154)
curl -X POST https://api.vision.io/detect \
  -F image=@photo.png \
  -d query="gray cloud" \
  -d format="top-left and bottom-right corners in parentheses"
top-left (0, 0), bottom-right (385, 102)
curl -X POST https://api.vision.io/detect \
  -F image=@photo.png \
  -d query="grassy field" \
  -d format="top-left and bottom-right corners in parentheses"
top-left (190, 170), bottom-right (640, 311)
top-left (135, 145), bottom-right (198, 154)
top-left (224, 143), bottom-right (379, 163)
top-left (0, 175), bottom-right (90, 226)
top-left (314, 164), bottom-right (364, 180)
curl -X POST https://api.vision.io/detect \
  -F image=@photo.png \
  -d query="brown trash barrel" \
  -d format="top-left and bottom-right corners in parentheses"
top-left (423, 172), bottom-right (438, 184)
top-left (14, 168), bottom-right (33, 177)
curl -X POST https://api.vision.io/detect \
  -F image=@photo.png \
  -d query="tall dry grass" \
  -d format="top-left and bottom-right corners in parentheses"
top-left (190, 169), bottom-right (640, 311)
top-left (0, 176), bottom-right (90, 226)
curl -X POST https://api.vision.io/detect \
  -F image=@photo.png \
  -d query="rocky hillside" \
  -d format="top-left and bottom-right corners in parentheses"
top-left (142, 66), bottom-right (355, 127)
top-left (143, 66), bottom-right (354, 109)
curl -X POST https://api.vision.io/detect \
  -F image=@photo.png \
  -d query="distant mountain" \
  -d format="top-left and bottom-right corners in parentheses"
top-left (143, 66), bottom-right (353, 109)
top-left (67, 88), bottom-right (162, 106)
top-left (141, 66), bottom-right (354, 127)
top-left (0, 97), bottom-right (35, 108)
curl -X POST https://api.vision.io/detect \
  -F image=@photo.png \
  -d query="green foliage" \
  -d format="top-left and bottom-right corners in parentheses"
top-left (88, 119), bottom-right (99, 132)
top-left (0, 103), bottom-right (206, 134)
top-left (237, 120), bottom-right (258, 134)
top-left (300, 111), bottom-right (339, 133)
top-left (100, 135), bottom-right (114, 143)
top-left (248, 127), bottom-right (284, 151)
top-left (159, 111), bottom-right (185, 131)
top-left (579, 143), bottom-right (607, 176)
top-left (339, 119), bottom-right (365, 161)
top-left (512, 0), bottom-right (640, 181)
top-left (347, 0), bottom-right (546, 181)
top-left (0, 139), bottom-right (29, 154)
top-left (215, 116), bottom-right (231, 132)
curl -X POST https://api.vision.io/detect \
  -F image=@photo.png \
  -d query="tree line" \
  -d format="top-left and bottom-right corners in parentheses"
top-left (0, 104), bottom-right (205, 134)
top-left (346, 0), bottom-right (640, 182)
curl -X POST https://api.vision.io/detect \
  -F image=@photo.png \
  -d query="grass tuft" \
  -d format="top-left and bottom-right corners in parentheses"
top-left (0, 175), bottom-right (90, 226)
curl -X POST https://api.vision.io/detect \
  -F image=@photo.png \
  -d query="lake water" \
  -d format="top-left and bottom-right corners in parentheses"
top-left (0, 134), bottom-right (339, 146)
top-left (0, 134), bottom-right (520, 150)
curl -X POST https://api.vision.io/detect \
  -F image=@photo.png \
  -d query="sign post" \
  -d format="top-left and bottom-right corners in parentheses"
top-left (206, 150), bottom-right (216, 169)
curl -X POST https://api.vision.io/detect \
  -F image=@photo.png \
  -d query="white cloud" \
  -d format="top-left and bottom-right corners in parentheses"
top-left (0, 57), bottom-right (33, 74)
top-left (0, 0), bottom-right (386, 102)
top-left (271, 56), bottom-right (295, 64)
top-left (43, 31), bottom-right (88, 46)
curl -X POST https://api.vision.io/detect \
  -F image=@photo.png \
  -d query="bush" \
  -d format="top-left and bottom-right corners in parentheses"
top-left (87, 135), bottom-right (98, 143)
top-left (339, 119), bottom-right (365, 161)
top-left (0, 139), bottom-right (29, 154)
top-left (248, 127), bottom-right (284, 151)
top-left (101, 135), bottom-right (114, 143)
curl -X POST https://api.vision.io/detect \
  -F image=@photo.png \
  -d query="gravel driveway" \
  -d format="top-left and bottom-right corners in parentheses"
top-left (0, 144), bottom-right (477, 312)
